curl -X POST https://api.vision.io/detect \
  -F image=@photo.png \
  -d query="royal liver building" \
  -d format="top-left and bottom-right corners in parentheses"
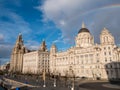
top-left (10, 23), bottom-right (120, 80)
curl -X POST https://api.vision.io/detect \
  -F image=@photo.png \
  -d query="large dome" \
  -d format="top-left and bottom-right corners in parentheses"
top-left (78, 22), bottom-right (90, 34)
top-left (78, 28), bottom-right (90, 33)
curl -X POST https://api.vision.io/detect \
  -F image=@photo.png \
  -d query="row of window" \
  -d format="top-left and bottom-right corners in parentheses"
top-left (104, 46), bottom-right (111, 50)
top-left (56, 54), bottom-right (94, 61)
top-left (105, 57), bottom-right (112, 62)
top-left (104, 51), bottom-right (111, 55)
top-left (76, 49), bottom-right (93, 53)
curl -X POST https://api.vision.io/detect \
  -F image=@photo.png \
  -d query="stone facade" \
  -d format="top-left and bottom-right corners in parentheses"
top-left (10, 23), bottom-right (120, 80)
top-left (10, 34), bottom-right (26, 73)
top-left (10, 36), bottom-right (49, 74)
top-left (22, 41), bottom-right (49, 74)
top-left (49, 23), bottom-right (120, 80)
top-left (23, 51), bottom-right (39, 74)
top-left (0, 62), bottom-right (10, 71)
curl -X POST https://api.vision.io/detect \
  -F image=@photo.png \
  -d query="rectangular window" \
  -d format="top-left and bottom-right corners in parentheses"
top-left (97, 60), bottom-right (99, 63)
top-left (105, 57), bottom-right (107, 62)
top-left (80, 55), bottom-right (83, 58)
top-left (96, 53), bottom-right (99, 56)
top-left (104, 52), bottom-right (106, 55)
top-left (110, 57), bottom-right (112, 62)
top-left (104, 47), bottom-right (106, 50)
top-left (109, 52), bottom-right (111, 55)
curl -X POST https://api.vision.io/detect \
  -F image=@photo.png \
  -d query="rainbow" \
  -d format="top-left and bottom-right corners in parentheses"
top-left (101, 4), bottom-right (120, 9)
top-left (83, 4), bottom-right (120, 16)
top-left (68, 4), bottom-right (120, 22)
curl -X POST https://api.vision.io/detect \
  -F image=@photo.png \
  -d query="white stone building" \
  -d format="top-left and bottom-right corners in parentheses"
top-left (22, 40), bottom-right (49, 74)
top-left (10, 23), bottom-right (120, 80)
top-left (23, 51), bottom-right (39, 74)
top-left (50, 23), bottom-right (120, 80)
top-left (10, 34), bottom-right (26, 73)
top-left (0, 62), bottom-right (10, 71)
top-left (10, 34), bottom-right (49, 74)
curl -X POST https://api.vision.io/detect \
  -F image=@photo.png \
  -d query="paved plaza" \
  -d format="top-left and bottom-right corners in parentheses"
top-left (1, 74), bottom-right (119, 90)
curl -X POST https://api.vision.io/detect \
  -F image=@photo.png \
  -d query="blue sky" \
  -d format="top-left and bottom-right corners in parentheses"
top-left (0, 0), bottom-right (120, 64)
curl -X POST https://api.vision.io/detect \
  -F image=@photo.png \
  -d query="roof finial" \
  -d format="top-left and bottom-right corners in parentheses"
top-left (19, 33), bottom-right (22, 36)
top-left (103, 27), bottom-right (107, 30)
top-left (82, 22), bottom-right (86, 28)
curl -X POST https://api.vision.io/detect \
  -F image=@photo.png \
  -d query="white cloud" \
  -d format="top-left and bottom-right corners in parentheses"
top-left (0, 44), bottom-right (13, 58)
top-left (0, 7), bottom-right (32, 41)
top-left (0, 6), bottom-right (32, 64)
top-left (25, 40), bottom-right (40, 50)
top-left (59, 20), bottom-right (66, 26)
top-left (38, 0), bottom-right (102, 43)
top-left (0, 34), bottom-right (4, 41)
top-left (39, 0), bottom-right (120, 44)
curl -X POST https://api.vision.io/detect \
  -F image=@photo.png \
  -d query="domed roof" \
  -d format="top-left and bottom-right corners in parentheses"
top-left (78, 22), bottom-right (90, 34)
top-left (51, 44), bottom-right (56, 48)
top-left (78, 28), bottom-right (90, 33)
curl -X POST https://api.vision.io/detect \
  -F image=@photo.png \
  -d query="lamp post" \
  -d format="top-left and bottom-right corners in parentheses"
top-left (91, 69), bottom-right (95, 80)
top-left (65, 70), bottom-right (68, 86)
top-left (43, 59), bottom-right (46, 87)
top-left (0, 57), bottom-right (1, 70)
top-left (71, 69), bottom-right (74, 90)
top-left (53, 55), bottom-right (57, 87)
top-left (69, 51), bottom-right (75, 90)
top-left (69, 66), bottom-right (74, 90)
top-left (53, 69), bottom-right (56, 87)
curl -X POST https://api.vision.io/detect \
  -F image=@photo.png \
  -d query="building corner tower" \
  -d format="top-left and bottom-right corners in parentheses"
top-left (50, 44), bottom-right (57, 74)
top-left (10, 34), bottom-right (26, 73)
top-left (75, 22), bottom-right (94, 48)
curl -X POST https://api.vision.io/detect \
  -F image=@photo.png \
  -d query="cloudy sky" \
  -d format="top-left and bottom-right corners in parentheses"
top-left (0, 0), bottom-right (120, 64)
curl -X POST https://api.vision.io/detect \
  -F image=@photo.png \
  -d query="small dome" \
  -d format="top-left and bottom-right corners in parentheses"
top-left (78, 28), bottom-right (90, 33)
top-left (51, 44), bottom-right (56, 48)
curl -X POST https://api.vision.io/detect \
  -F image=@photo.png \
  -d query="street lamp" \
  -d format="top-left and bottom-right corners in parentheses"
top-left (43, 60), bottom-right (46, 87)
top-left (53, 55), bottom-right (57, 87)
top-left (0, 57), bottom-right (2, 70)
top-left (71, 70), bottom-right (74, 90)
top-left (91, 69), bottom-right (95, 80)
top-left (69, 66), bottom-right (74, 90)
top-left (68, 51), bottom-right (75, 90)
top-left (65, 70), bottom-right (68, 86)
top-left (53, 70), bottom-right (56, 87)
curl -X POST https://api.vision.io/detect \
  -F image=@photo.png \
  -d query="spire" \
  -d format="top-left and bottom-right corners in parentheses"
top-left (82, 22), bottom-right (86, 28)
top-left (51, 43), bottom-right (56, 48)
top-left (78, 22), bottom-right (89, 33)
top-left (103, 27), bottom-right (109, 32)
top-left (103, 27), bottom-right (107, 30)
top-left (42, 39), bottom-right (45, 42)
top-left (19, 33), bottom-right (22, 36)
top-left (101, 27), bottom-right (109, 34)
top-left (40, 40), bottom-right (47, 51)
top-left (50, 43), bottom-right (57, 53)
top-left (16, 33), bottom-right (23, 45)
top-left (17, 33), bottom-right (22, 41)
top-left (14, 33), bottom-right (24, 52)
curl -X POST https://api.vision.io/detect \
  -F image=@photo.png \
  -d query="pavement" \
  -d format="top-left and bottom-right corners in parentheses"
top-left (103, 84), bottom-right (120, 89)
top-left (79, 81), bottom-right (120, 90)
top-left (27, 87), bottom-right (70, 90)
top-left (1, 75), bottom-right (120, 90)
top-left (27, 86), bottom-right (90, 90)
